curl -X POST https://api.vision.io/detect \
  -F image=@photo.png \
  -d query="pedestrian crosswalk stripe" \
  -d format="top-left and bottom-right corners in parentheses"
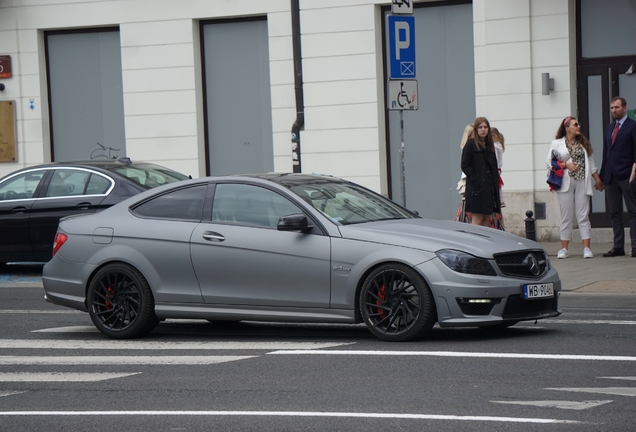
top-left (0, 340), bottom-right (352, 350)
top-left (599, 376), bottom-right (636, 381)
top-left (0, 356), bottom-right (255, 365)
top-left (0, 391), bottom-right (25, 397)
top-left (33, 326), bottom-right (96, 333)
top-left (0, 310), bottom-right (82, 314)
top-left (491, 400), bottom-right (612, 410)
top-left (0, 372), bottom-right (139, 382)
top-left (546, 319), bottom-right (636, 325)
top-left (546, 387), bottom-right (636, 397)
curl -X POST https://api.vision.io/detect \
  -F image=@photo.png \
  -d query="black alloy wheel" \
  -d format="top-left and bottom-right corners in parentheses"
top-left (87, 262), bottom-right (158, 339)
top-left (360, 263), bottom-right (435, 342)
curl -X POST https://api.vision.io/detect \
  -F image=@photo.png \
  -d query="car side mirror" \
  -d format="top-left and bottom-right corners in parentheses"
top-left (277, 213), bottom-right (311, 232)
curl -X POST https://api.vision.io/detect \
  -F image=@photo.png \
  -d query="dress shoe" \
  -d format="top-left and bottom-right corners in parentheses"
top-left (632, 249), bottom-right (636, 258)
top-left (602, 248), bottom-right (625, 257)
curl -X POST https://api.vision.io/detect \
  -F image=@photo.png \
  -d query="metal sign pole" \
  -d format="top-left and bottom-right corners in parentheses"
top-left (387, 10), bottom-right (415, 209)
top-left (399, 110), bottom-right (406, 207)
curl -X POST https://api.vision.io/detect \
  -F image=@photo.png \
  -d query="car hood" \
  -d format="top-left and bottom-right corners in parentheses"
top-left (338, 219), bottom-right (543, 258)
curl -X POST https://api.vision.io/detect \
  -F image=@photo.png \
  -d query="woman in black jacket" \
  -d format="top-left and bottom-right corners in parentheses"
top-left (461, 117), bottom-right (501, 227)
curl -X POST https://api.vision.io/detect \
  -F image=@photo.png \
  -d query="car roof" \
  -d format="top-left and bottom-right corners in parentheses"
top-left (39, 158), bottom-right (137, 169)
top-left (234, 173), bottom-right (348, 188)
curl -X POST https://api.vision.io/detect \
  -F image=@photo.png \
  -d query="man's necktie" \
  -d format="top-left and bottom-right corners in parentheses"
top-left (611, 121), bottom-right (620, 145)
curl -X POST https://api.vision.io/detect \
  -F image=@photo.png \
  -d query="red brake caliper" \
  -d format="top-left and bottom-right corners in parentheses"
top-left (376, 283), bottom-right (386, 319)
top-left (104, 285), bottom-right (115, 310)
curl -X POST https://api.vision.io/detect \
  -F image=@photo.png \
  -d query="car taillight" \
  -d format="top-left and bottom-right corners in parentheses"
top-left (52, 232), bottom-right (68, 256)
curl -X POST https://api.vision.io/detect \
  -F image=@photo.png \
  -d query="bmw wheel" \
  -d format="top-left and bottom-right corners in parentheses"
top-left (87, 263), bottom-right (158, 339)
top-left (360, 263), bottom-right (435, 342)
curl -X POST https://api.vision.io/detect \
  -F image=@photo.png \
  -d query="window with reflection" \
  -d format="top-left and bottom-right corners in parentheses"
top-left (212, 183), bottom-right (302, 228)
top-left (0, 170), bottom-right (46, 201)
top-left (132, 185), bottom-right (207, 221)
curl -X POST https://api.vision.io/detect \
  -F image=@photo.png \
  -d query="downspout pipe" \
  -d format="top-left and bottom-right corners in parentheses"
top-left (291, 0), bottom-right (304, 173)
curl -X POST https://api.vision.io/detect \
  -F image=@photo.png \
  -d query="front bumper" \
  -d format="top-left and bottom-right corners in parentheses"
top-left (416, 257), bottom-right (562, 327)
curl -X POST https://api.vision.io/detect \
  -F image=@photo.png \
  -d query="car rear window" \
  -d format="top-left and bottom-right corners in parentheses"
top-left (109, 163), bottom-right (189, 188)
top-left (131, 185), bottom-right (206, 221)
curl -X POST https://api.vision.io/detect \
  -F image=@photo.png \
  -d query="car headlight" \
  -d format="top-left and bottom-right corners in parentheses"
top-left (436, 249), bottom-right (497, 276)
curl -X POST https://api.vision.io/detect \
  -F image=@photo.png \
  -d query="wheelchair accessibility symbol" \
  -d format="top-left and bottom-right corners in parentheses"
top-left (388, 79), bottom-right (418, 110)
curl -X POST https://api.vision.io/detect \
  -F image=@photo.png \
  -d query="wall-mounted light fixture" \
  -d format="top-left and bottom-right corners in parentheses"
top-left (542, 73), bottom-right (554, 95)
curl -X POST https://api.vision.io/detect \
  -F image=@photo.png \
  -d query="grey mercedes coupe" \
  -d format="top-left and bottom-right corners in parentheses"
top-left (42, 173), bottom-right (561, 341)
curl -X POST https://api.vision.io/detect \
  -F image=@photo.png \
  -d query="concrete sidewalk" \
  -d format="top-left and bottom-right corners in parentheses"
top-left (540, 241), bottom-right (636, 293)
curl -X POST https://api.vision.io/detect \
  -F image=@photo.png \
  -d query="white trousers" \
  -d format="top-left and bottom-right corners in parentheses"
top-left (556, 178), bottom-right (591, 241)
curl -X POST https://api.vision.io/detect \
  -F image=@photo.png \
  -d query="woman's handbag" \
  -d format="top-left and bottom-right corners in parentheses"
top-left (457, 178), bottom-right (466, 195)
top-left (547, 150), bottom-right (564, 191)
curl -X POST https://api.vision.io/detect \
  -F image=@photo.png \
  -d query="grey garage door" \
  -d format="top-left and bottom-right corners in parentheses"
top-left (46, 29), bottom-right (126, 161)
top-left (201, 18), bottom-right (274, 176)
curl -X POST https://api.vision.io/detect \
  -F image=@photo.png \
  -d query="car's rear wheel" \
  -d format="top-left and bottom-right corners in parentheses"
top-left (87, 263), bottom-right (158, 339)
top-left (360, 263), bottom-right (435, 342)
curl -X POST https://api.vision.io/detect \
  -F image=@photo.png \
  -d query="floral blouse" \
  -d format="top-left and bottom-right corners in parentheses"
top-left (565, 139), bottom-right (585, 181)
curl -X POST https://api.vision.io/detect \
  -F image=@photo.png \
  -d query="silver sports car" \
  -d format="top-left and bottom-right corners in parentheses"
top-left (43, 173), bottom-right (561, 341)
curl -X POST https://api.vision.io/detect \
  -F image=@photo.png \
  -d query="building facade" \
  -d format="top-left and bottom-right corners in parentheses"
top-left (0, 0), bottom-right (634, 239)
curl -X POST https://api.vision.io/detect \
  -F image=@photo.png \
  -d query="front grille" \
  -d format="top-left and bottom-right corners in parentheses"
top-left (494, 250), bottom-right (548, 279)
top-left (502, 294), bottom-right (558, 319)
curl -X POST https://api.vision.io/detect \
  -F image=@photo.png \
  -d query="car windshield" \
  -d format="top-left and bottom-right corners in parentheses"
top-left (290, 181), bottom-right (416, 225)
top-left (107, 163), bottom-right (189, 189)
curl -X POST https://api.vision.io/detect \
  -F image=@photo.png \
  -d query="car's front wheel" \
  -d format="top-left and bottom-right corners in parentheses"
top-left (87, 262), bottom-right (158, 339)
top-left (360, 263), bottom-right (435, 342)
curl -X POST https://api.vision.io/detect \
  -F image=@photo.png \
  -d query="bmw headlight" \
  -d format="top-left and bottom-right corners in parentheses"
top-left (436, 249), bottom-right (497, 276)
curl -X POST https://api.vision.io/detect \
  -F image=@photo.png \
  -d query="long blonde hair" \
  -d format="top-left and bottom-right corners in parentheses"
top-left (491, 127), bottom-right (505, 152)
top-left (460, 124), bottom-right (474, 149)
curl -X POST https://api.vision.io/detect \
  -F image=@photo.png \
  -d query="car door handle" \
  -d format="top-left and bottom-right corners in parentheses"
top-left (202, 231), bottom-right (225, 242)
top-left (76, 202), bottom-right (93, 210)
top-left (11, 206), bottom-right (28, 214)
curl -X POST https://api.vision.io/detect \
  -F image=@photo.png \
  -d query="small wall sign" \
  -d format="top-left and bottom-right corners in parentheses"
top-left (0, 55), bottom-right (12, 79)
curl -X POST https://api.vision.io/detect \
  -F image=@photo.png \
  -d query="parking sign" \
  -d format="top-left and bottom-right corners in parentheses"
top-left (388, 16), bottom-right (415, 79)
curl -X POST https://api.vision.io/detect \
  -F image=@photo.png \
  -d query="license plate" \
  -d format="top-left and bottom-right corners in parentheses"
top-left (523, 283), bottom-right (554, 299)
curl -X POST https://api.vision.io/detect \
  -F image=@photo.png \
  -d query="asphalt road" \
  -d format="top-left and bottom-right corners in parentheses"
top-left (1, 284), bottom-right (635, 432)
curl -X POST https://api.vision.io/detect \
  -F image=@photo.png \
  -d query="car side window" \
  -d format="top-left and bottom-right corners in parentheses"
top-left (212, 183), bottom-right (303, 228)
top-left (132, 185), bottom-right (206, 221)
top-left (0, 170), bottom-right (46, 201)
top-left (46, 169), bottom-right (91, 197)
top-left (85, 173), bottom-right (112, 195)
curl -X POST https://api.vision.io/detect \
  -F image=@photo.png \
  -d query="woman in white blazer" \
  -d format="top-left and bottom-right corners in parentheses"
top-left (547, 116), bottom-right (603, 259)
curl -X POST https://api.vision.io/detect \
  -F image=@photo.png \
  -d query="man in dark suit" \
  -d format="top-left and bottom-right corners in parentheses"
top-left (599, 96), bottom-right (636, 257)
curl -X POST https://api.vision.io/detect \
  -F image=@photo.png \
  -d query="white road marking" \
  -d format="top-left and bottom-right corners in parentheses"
top-left (491, 400), bottom-right (613, 410)
top-left (545, 319), bottom-right (636, 325)
top-left (0, 356), bottom-right (255, 365)
top-left (0, 372), bottom-right (140, 382)
top-left (0, 340), bottom-right (352, 350)
top-left (268, 350), bottom-right (636, 361)
top-left (0, 391), bottom-right (26, 397)
top-left (547, 387), bottom-right (636, 397)
top-left (33, 326), bottom-right (97, 333)
top-left (600, 376), bottom-right (636, 381)
top-left (0, 310), bottom-right (82, 314)
top-left (0, 410), bottom-right (577, 423)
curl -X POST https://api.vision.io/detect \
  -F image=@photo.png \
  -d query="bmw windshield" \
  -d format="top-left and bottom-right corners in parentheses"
top-left (290, 181), bottom-right (416, 225)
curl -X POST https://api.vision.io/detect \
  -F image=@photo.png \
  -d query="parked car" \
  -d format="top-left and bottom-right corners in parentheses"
top-left (0, 158), bottom-right (189, 265)
top-left (43, 173), bottom-right (561, 341)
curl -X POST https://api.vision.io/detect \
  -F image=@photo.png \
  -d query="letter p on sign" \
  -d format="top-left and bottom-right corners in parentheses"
top-left (388, 16), bottom-right (415, 79)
